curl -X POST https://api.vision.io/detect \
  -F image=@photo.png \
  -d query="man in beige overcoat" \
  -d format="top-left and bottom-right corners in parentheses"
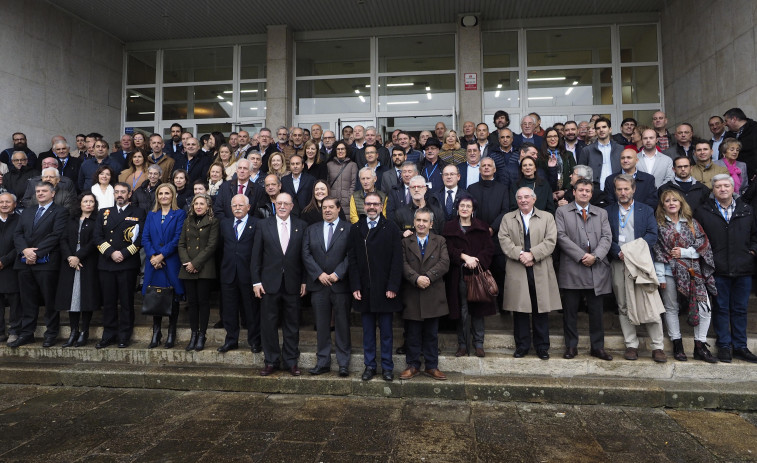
top-left (555, 178), bottom-right (614, 361)
top-left (499, 187), bottom-right (561, 359)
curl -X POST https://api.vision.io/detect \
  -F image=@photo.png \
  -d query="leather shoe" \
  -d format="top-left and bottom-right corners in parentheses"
top-left (382, 370), bottom-right (394, 382)
top-left (217, 341), bottom-right (238, 353)
top-left (536, 349), bottom-right (549, 360)
top-left (42, 337), bottom-right (57, 348)
top-left (513, 348), bottom-right (528, 358)
top-left (455, 347), bottom-right (468, 357)
top-left (308, 365), bottom-right (330, 375)
top-left (590, 348), bottom-right (613, 361)
top-left (400, 366), bottom-right (420, 380)
top-left (95, 337), bottom-right (116, 349)
top-left (118, 340), bottom-right (130, 349)
top-left (563, 347), bottom-right (578, 359)
top-left (259, 364), bottom-right (279, 376)
top-left (250, 345), bottom-right (262, 353)
top-left (289, 365), bottom-right (301, 376)
top-left (652, 349), bottom-right (667, 363)
top-left (717, 346), bottom-right (732, 363)
top-left (396, 345), bottom-right (407, 355)
top-left (475, 347), bottom-right (486, 358)
top-left (338, 366), bottom-right (349, 377)
top-left (624, 347), bottom-right (639, 361)
top-left (361, 367), bottom-right (376, 381)
top-left (733, 347), bottom-right (757, 363)
top-left (424, 368), bottom-right (447, 381)
top-left (8, 335), bottom-right (33, 348)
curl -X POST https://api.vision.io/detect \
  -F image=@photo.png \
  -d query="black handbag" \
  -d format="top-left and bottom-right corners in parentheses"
top-left (141, 285), bottom-right (174, 316)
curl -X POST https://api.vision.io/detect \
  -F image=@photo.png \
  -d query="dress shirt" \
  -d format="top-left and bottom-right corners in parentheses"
top-left (234, 214), bottom-right (248, 239)
top-left (466, 163), bottom-right (480, 186)
top-left (520, 209), bottom-right (533, 233)
top-left (597, 141), bottom-right (613, 188)
top-left (323, 218), bottom-right (339, 247)
top-left (292, 173), bottom-right (301, 193)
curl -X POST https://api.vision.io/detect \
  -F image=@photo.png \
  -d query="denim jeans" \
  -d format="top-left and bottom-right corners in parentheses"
top-left (713, 276), bottom-right (751, 349)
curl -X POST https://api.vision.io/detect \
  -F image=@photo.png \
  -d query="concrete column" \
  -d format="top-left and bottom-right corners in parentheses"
top-left (265, 25), bottom-right (293, 128)
top-left (457, 17), bottom-right (482, 128)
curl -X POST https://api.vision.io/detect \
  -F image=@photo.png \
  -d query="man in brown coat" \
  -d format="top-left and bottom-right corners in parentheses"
top-left (555, 178), bottom-right (614, 361)
top-left (399, 207), bottom-right (450, 381)
top-left (498, 187), bottom-right (561, 359)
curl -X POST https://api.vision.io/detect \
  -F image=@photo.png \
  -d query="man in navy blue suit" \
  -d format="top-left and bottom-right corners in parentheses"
top-left (218, 194), bottom-right (261, 353)
top-left (513, 115), bottom-right (544, 151)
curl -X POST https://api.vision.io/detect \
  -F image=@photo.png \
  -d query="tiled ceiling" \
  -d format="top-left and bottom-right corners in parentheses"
top-left (47, 0), bottom-right (665, 43)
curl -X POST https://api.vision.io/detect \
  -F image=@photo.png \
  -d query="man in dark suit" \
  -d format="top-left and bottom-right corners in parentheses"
top-left (432, 164), bottom-right (468, 225)
top-left (380, 147), bottom-right (406, 193)
top-left (417, 138), bottom-right (446, 195)
top-left (172, 137), bottom-right (211, 184)
top-left (252, 192), bottom-right (308, 376)
top-left (302, 196), bottom-right (351, 376)
top-left (10, 181), bottom-right (68, 347)
top-left (93, 182), bottom-right (146, 348)
top-left (110, 134), bottom-right (135, 172)
top-left (603, 149), bottom-right (658, 209)
top-left (281, 154), bottom-right (315, 211)
top-left (0, 193), bottom-right (21, 344)
top-left (218, 194), bottom-right (261, 353)
top-left (456, 143), bottom-right (482, 189)
top-left (163, 123), bottom-right (185, 157)
top-left (512, 115), bottom-right (544, 151)
top-left (52, 140), bottom-right (82, 190)
top-left (213, 158), bottom-right (265, 220)
top-left (578, 117), bottom-right (623, 188)
top-left (385, 161), bottom-right (417, 222)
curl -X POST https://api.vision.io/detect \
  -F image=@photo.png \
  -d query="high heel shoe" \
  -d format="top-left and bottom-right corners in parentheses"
top-left (148, 324), bottom-right (162, 349)
top-left (164, 324), bottom-right (177, 349)
top-left (62, 330), bottom-right (79, 348)
top-left (74, 331), bottom-right (89, 347)
top-left (195, 331), bottom-right (206, 351)
top-left (185, 331), bottom-right (198, 351)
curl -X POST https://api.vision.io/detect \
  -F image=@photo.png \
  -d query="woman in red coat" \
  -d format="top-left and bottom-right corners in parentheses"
top-left (442, 195), bottom-right (496, 357)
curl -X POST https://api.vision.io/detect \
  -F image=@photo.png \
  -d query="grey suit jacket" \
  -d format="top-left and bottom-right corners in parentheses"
top-left (302, 219), bottom-right (350, 293)
top-left (636, 151), bottom-right (674, 188)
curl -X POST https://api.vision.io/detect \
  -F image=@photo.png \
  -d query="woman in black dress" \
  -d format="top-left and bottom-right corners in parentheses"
top-left (56, 192), bottom-right (101, 347)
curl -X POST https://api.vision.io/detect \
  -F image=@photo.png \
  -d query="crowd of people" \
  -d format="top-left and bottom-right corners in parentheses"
top-left (1, 106), bottom-right (756, 381)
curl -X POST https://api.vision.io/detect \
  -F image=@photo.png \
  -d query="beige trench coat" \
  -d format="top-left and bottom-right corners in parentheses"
top-left (498, 208), bottom-right (562, 313)
top-left (620, 238), bottom-right (666, 325)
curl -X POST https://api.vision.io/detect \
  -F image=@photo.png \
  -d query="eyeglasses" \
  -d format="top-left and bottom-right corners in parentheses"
top-left (364, 202), bottom-right (381, 206)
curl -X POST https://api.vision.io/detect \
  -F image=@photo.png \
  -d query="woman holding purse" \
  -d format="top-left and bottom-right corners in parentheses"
top-left (442, 196), bottom-right (496, 357)
top-left (142, 183), bottom-right (187, 349)
top-left (56, 192), bottom-right (100, 347)
top-left (178, 194), bottom-right (219, 351)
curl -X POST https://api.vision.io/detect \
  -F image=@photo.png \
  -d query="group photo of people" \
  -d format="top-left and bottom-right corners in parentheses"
top-left (1, 106), bottom-right (756, 382)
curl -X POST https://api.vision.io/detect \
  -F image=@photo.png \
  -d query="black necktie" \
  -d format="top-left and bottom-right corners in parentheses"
top-left (419, 239), bottom-right (426, 257)
top-left (446, 190), bottom-right (454, 216)
top-left (33, 206), bottom-right (44, 227)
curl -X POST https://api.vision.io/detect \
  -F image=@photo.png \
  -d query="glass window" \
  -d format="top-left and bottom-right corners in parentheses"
top-left (621, 66), bottom-right (660, 104)
top-left (163, 84), bottom-right (233, 120)
top-left (379, 115), bottom-right (453, 135)
top-left (483, 71), bottom-right (520, 108)
top-left (240, 44), bottom-right (267, 79)
top-left (125, 127), bottom-right (154, 138)
top-left (125, 88), bottom-right (156, 121)
top-left (622, 110), bottom-right (657, 127)
top-left (378, 35), bottom-right (455, 72)
top-left (526, 68), bottom-right (613, 106)
top-left (296, 77), bottom-right (371, 115)
top-left (377, 74), bottom-right (455, 113)
top-left (197, 123), bottom-right (233, 136)
top-left (620, 25), bottom-right (658, 63)
top-left (127, 51), bottom-right (156, 86)
top-left (482, 31), bottom-right (518, 68)
top-left (239, 82), bottom-right (267, 118)
top-left (527, 28), bottom-right (611, 66)
top-left (296, 39), bottom-right (370, 76)
top-left (163, 47), bottom-right (233, 83)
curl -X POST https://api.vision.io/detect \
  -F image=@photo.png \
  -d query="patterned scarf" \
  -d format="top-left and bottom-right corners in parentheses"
top-left (653, 218), bottom-right (717, 325)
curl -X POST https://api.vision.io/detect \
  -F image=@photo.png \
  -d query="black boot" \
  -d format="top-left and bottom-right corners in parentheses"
top-left (693, 340), bottom-right (718, 363)
top-left (75, 331), bottom-right (89, 347)
top-left (165, 301), bottom-right (179, 349)
top-left (185, 331), bottom-right (198, 351)
top-left (62, 330), bottom-right (79, 348)
top-left (672, 338), bottom-right (687, 361)
top-left (148, 322), bottom-right (162, 349)
top-left (195, 331), bottom-right (206, 351)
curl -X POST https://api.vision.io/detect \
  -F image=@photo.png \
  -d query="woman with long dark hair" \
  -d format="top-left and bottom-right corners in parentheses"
top-left (538, 127), bottom-right (573, 193)
top-left (142, 183), bottom-right (187, 349)
top-left (327, 141), bottom-right (357, 217)
top-left (510, 156), bottom-right (555, 214)
top-left (56, 192), bottom-right (100, 347)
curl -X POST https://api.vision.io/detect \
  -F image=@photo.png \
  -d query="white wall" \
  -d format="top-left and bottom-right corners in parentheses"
top-left (661, 0), bottom-right (757, 134)
top-left (0, 0), bottom-right (124, 154)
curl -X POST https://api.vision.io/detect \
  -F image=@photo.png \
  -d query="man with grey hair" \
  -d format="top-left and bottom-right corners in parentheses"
top-left (51, 140), bottom-right (82, 187)
top-left (356, 126), bottom-right (390, 168)
top-left (393, 175), bottom-right (444, 236)
top-left (275, 126), bottom-right (289, 153)
top-left (555, 165), bottom-right (609, 208)
top-left (695, 173), bottom-right (757, 363)
top-left (37, 135), bottom-right (67, 162)
top-left (214, 157), bottom-right (265, 220)
top-left (21, 166), bottom-right (76, 214)
top-left (387, 160), bottom-right (419, 221)
top-left (351, 125), bottom-right (366, 151)
top-left (319, 130), bottom-right (337, 160)
top-left (132, 164), bottom-right (162, 212)
top-left (513, 115), bottom-right (544, 151)
top-left (172, 136), bottom-right (210, 184)
top-left (0, 191), bottom-right (21, 344)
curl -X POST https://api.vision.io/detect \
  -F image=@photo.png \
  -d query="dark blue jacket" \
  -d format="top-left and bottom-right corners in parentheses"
top-left (142, 208), bottom-right (187, 295)
top-left (603, 170), bottom-right (658, 210)
top-left (605, 201), bottom-right (658, 260)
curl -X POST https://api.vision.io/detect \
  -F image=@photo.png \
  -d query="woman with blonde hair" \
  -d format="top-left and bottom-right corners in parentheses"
top-left (440, 129), bottom-right (466, 165)
top-left (142, 183), bottom-right (188, 349)
top-left (267, 151), bottom-right (289, 178)
top-left (216, 143), bottom-right (238, 179)
top-left (653, 189), bottom-right (717, 363)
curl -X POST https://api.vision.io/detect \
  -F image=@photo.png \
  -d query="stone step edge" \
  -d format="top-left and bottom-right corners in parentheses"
top-left (1, 361), bottom-right (755, 411)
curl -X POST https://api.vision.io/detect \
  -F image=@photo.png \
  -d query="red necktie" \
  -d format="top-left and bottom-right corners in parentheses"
top-left (238, 184), bottom-right (244, 194)
top-left (582, 209), bottom-right (587, 222)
